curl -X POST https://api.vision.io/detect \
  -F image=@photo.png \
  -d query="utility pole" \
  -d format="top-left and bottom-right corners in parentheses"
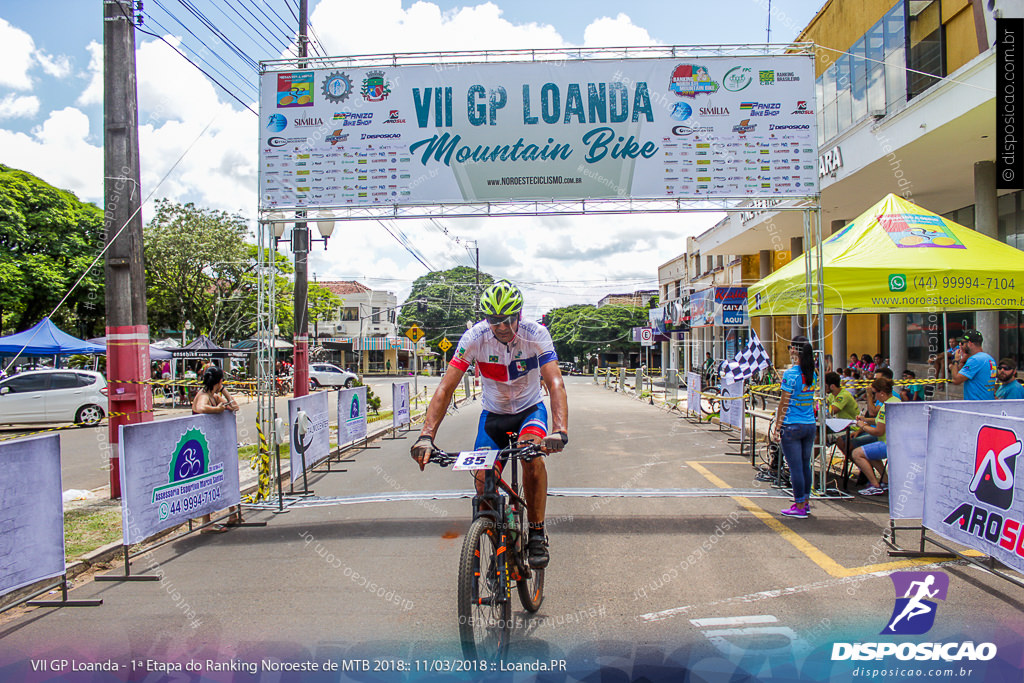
top-left (104, 0), bottom-right (151, 499)
top-left (292, 0), bottom-right (311, 397)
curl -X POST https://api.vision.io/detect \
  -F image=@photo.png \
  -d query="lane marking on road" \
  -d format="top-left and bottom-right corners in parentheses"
top-left (638, 559), bottom-right (957, 623)
top-left (688, 461), bottom-right (948, 578)
top-left (690, 615), bottom-right (777, 628)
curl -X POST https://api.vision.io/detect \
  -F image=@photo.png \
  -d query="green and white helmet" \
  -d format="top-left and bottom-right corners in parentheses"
top-left (480, 279), bottom-right (524, 316)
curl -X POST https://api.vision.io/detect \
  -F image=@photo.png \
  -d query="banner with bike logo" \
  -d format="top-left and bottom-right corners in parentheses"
top-left (119, 413), bottom-right (241, 545)
top-left (288, 391), bottom-right (331, 482)
top-left (720, 380), bottom-right (745, 437)
top-left (338, 385), bottom-right (368, 447)
top-left (686, 372), bottom-right (702, 418)
top-left (393, 382), bottom-right (411, 429)
top-left (0, 433), bottom-right (65, 596)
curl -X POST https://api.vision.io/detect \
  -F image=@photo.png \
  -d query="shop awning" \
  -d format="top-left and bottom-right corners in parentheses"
top-left (749, 194), bottom-right (1024, 315)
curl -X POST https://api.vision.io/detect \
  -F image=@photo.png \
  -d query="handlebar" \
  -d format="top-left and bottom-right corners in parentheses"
top-left (427, 442), bottom-right (547, 468)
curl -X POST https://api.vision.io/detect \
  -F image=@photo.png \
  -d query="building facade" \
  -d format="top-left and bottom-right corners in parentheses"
top-left (690, 0), bottom-right (1017, 376)
top-left (315, 281), bottom-right (419, 373)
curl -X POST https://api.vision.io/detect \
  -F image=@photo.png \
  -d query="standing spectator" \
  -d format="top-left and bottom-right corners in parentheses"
top-left (192, 366), bottom-right (240, 531)
top-left (996, 358), bottom-right (1024, 400)
top-left (851, 377), bottom-right (901, 495)
top-left (771, 335), bottom-right (817, 519)
top-left (386, 359), bottom-right (392, 375)
top-left (950, 330), bottom-right (997, 400)
top-left (898, 369), bottom-right (926, 402)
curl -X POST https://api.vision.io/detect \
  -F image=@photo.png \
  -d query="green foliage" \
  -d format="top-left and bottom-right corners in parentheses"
top-left (545, 304), bottom-right (649, 365)
top-left (0, 165), bottom-right (106, 336)
top-left (397, 266), bottom-right (495, 351)
top-left (353, 379), bottom-right (382, 413)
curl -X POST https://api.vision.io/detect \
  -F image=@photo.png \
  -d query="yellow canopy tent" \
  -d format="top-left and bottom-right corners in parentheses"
top-left (748, 194), bottom-right (1024, 316)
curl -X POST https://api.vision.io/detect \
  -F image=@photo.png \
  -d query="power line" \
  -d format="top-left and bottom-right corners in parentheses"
top-left (175, 0), bottom-right (261, 70)
top-left (222, 0), bottom-right (288, 56)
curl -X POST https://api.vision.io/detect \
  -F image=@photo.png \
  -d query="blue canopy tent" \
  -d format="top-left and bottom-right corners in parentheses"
top-left (0, 318), bottom-right (105, 356)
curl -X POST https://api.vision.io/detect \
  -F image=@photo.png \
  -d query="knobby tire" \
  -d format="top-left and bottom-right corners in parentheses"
top-left (457, 516), bottom-right (511, 660)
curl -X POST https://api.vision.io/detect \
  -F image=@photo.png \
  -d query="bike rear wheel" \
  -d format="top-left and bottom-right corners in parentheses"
top-left (700, 386), bottom-right (721, 415)
top-left (457, 517), bottom-right (511, 660)
top-left (513, 511), bottom-right (544, 612)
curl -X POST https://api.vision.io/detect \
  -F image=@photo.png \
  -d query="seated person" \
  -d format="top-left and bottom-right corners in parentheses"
top-left (861, 354), bottom-right (876, 375)
top-left (931, 337), bottom-right (958, 378)
top-left (996, 358), bottom-right (1024, 400)
top-left (825, 371), bottom-right (859, 443)
top-left (874, 354), bottom-right (888, 371)
top-left (899, 369), bottom-right (925, 402)
top-left (851, 377), bottom-right (901, 496)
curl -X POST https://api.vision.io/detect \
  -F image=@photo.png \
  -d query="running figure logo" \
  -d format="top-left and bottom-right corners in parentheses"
top-left (881, 571), bottom-right (949, 635)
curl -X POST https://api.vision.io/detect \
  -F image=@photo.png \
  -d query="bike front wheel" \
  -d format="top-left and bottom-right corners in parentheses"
top-left (457, 517), bottom-right (511, 660)
top-left (700, 386), bottom-right (721, 415)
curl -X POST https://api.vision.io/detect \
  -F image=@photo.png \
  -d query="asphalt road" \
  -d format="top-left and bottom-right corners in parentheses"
top-left (1, 378), bottom-right (1021, 681)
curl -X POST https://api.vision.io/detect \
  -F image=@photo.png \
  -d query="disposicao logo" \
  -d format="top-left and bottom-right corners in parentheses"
top-left (832, 570), bottom-right (997, 663)
top-left (881, 571), bottom-right (948, 635)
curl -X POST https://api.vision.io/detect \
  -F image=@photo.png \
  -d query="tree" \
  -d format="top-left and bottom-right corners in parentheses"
top-left (0, 165), bottom-right (106, 336)
top-left (545, 304), bottom-right (649, 365)
top-left (397, 266), bottom-right (495, 350)
top-left (144, 199), bottom-right (259, 343)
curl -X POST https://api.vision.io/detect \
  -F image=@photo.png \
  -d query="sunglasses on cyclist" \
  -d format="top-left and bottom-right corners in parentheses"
top-left (485, 314), bottom-right (517, 326)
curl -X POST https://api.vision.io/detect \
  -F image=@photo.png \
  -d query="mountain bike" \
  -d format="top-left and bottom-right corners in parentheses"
top-left (428, 438), bottom-right (547, 660)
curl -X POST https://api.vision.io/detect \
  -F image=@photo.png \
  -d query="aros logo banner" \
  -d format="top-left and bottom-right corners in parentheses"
top-left (969, 425), bottom-right (1020, 510)
top-left (880, 571), bottom-right (948, 635)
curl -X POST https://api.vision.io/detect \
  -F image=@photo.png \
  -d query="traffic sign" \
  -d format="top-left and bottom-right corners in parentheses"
top-left (405, 324), bottom-right (425, 342)
top-left (639, 327), bottom-right (654, 346)
top-left (438, 337), bottom-right (452, 352)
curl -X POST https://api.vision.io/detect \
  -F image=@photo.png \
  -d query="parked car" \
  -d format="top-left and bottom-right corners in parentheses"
top-left (558, 361), bottom-right (576, 375)
top-left (0, 369), bottom-right (107, 426)
top-left (309, 363), bottom-right (357, 389)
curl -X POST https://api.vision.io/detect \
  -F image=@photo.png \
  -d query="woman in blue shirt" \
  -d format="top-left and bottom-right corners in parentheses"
top-left (771, 335), bottom-right (817, 519)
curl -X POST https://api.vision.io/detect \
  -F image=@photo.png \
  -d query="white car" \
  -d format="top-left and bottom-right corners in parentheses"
top-left (309, 363), bottom-right (358, 389)
top-left (0, 369), bottom-right (108, 426)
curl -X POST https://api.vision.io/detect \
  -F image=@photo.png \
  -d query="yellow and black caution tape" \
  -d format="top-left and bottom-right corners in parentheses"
top-left (243, 421), bottom-right (272, 504)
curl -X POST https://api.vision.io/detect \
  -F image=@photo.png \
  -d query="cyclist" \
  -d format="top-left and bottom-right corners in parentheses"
top-left (411, 280), bottom-right (569, 568)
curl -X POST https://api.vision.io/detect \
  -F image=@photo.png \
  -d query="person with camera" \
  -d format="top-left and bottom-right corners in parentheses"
top-left (949, 330), bottom-right (997, 401)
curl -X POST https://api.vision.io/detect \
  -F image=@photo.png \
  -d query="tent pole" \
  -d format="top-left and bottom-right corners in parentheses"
top-left (943, 312), bottom-right (949, 400)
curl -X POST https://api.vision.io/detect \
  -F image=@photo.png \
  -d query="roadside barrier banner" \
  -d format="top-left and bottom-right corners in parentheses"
top-left (687, 372), bottom-right (701, 417)
top-left (886, 400), bottom-right (1023, 519)
top-left (720, 380), bottom-right (745, 438)
top-left (288, 391), bottom-right (331, 482)
top-left (338, 385), bottom-right (368, 447)
top-left (393, 382), bottom-right (411, 429)
top-left (120, 413), bottom-right (241, 545)
top-left (923, 407), bottom-right (1024, 574)
top-left (0, 433), bottom-right (64, 596)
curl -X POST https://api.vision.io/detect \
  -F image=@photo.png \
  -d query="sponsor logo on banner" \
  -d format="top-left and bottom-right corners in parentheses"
top-left (361, 133), bottom-right (402, 140)
top-left (877, 213), bottom-right (966, 249)
top-left (672, 125), bottom-right (714, 136)
top-left (769, 123), bottom-right (810, 130)
top-left (669, 64), bottom-right (719, 97)
top-left (777, 71), bottom-right (800, 82)
top-left (739, 102), bottom-right (781, 116)
top-left (277, 71), bottom-right (314, 108)
top-left (321, 71), bottom-right (353, 103)
top-left (792, 101), bottom-right (814, 115)
top-left (152, 427), bottom-right (225, 520)
top-left (293, 116), bottom-right (324, 127)
top-left (942, 424), bottom-right (1024, 558)
top-left (759, 70), bottom-right (775, 85)
top-left (670, 102), bottom-right (692, 121)
top-left (361, 70), bottom-right (392, 102)
top-left (732, 119), bottom-right (756, 134)
top-left (697, 105), bottom-right (730, 116)
top-left (267, 136), bottom-right (307, 147)
top-left (325, 130), bottom-right (349, 145)
top-left (266, 114), bottom-right (287, 131)
top-left (383, 109), bottom-right (407, 124)
top-left (723, 66), bottom-right (753, 91)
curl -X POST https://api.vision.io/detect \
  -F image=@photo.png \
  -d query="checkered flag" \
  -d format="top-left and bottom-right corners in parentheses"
top-left (721, 330), bottom-right (772, 384)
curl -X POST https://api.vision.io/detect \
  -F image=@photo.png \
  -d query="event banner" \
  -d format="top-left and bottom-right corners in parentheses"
top-left (720, 380), bottom-right (745, 436)
top-left (687, 372), bottom-right (702, 417)
top-left (338, 385), bottom-right (368, 447)
top-left (288, 391), bottom-right (331, 482)
top-left (689, 289), bottom-right (714, 327)
top-left (923, 408), bottom-right (1024, 574)
top-left (393, 382), bottom-right (411, 429)
top-left (119, 413), bottom-right (241, 545)
top-left (0, 434), bottom-right (64, 596)
top-left (886, 400), bottom-right (1023, 520)
top-left (258, 55), bottom-right (817, 208)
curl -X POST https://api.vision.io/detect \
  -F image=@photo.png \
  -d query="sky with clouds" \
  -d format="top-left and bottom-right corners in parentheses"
top-left (0, 0), bottom-right (823, 319)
